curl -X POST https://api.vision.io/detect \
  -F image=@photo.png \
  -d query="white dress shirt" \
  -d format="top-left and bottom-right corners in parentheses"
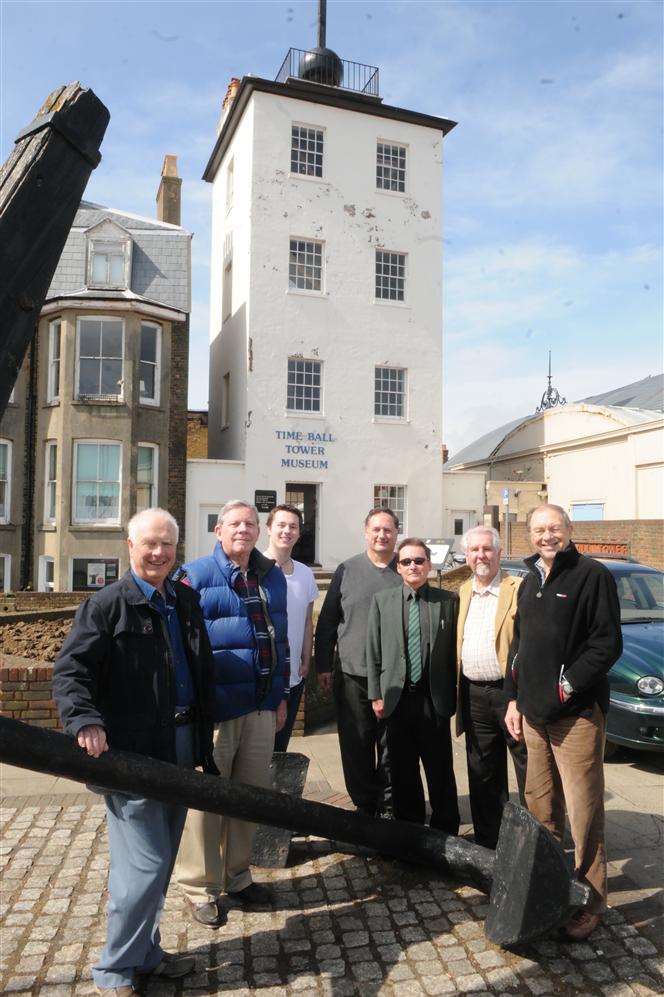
top-left (461, 572), bottom-right (503, 682)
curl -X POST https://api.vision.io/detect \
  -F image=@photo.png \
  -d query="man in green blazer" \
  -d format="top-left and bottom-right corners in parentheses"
top-left (366, 538), bottom-right (460, 832)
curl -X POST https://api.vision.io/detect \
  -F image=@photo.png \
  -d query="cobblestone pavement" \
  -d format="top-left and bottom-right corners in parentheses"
top-left (1, 796), bottom-right (663, 997)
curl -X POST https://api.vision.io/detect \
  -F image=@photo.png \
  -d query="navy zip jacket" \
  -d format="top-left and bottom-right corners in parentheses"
top-left (504, 543), bottom-right (622, 725)
top-left (183, 543), bottom-right (289, 722)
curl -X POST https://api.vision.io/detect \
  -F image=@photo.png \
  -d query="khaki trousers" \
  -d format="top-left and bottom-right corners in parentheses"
top-left (175, 709), bottom-right (276, 902)
top-left (523, 702), bottom-right (607, 912)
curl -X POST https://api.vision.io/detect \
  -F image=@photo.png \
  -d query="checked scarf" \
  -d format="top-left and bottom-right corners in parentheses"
top-left (233, 568), bottom-right (282, 704)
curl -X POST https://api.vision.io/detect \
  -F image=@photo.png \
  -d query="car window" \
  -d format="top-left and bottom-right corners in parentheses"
top-left (615, 570), bottom-right (664, 621)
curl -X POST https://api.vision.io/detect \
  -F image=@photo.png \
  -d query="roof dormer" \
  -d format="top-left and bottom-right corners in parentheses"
top-left (85, 219), bottom-right (132, 290)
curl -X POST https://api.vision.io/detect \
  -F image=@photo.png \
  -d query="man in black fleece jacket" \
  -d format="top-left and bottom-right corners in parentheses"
top-left (505, 504), bottom-right (622, 942)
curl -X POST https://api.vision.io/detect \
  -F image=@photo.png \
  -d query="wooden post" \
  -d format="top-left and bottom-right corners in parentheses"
top-left (0, 82), bottom-right (110, 417)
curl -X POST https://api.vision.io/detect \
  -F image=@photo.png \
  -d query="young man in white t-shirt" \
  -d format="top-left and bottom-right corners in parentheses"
top-left (265, 504), bottom-right (319, 751)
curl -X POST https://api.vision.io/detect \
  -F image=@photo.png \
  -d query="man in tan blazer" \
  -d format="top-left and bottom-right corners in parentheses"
top-left (455, 526), bottom-right (527, 848)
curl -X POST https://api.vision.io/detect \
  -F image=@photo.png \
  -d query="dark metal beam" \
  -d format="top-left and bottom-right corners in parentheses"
top-left (0, 83), bottom-right (109, 418)
top-left (0, 717), bottom-right (590, 946)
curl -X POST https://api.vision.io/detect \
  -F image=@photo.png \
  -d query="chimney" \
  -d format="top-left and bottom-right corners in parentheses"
top-left (441, 444), bottom-right (449, 464)
top-left (217, 77), bottom-right (241, 136)
top-left (156, 154), bottom-right (182, 226)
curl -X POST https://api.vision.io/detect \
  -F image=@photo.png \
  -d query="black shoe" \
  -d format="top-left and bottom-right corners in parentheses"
top-left (227, 882), bottom-right (272, 907)
top-left (137, 952), bottom-right (196, 978)
top-left (189, 898), bottom-right (226, 928)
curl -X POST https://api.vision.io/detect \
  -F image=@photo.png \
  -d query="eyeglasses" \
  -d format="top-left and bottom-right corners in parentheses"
top-left (399, 557), bottom-right (427, 566)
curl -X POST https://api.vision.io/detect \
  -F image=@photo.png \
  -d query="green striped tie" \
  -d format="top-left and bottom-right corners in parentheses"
top-left (407, 596), bottom-right (422, 684)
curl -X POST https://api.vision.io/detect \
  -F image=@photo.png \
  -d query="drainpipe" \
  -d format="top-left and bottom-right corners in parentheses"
top-left (20, 332), bottom-right (38, 589)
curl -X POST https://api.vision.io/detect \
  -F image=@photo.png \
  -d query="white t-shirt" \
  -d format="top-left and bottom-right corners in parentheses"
top-left (282, 560), bottom-right (319, 688)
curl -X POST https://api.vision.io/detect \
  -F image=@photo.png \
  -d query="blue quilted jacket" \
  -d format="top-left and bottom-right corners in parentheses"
top-left (183, 544), bottom-right (289, 722)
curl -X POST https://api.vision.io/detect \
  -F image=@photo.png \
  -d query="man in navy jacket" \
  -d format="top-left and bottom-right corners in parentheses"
top-left (505, 504), bottom-right (622, 941)
top-left (174, 500), bottom-right (289, 927)
top-left (54, 508), bottom-right (217, 995)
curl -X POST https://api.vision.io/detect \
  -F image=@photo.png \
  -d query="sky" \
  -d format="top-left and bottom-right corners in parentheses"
top-left (2, 0), bottom-right (662, 454)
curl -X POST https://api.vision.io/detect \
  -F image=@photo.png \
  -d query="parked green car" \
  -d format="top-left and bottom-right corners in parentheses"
top-left (500, 557), bottom-right (664, 756)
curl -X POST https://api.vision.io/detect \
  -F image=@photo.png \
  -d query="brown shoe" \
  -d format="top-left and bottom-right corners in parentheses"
top-left (565, 910), bottom-right (601, 940)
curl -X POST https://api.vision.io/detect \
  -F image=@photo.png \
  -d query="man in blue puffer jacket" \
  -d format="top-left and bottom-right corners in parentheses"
top-left (174, 500), bottom-right (289, 927)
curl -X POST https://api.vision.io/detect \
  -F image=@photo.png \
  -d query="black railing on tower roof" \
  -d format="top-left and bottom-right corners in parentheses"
top-left (276, 48), bottom-right (380, 97)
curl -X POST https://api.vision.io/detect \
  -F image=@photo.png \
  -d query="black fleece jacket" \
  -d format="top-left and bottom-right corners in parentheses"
top-left (504, 544), bottom-right (622, 725)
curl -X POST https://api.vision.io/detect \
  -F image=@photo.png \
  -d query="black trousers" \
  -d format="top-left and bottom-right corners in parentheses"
top-left (461, 676), bottom-right (528, 849)
top-left (386, 687), bottom-right (459, 835)
top-left (274, 679), bottom-right (305, 753)
top-left (334, 670), bottom-right (389, 815)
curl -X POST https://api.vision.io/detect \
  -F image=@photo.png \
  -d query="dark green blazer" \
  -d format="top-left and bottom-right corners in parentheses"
top-left (366, 583), bottom-right (458, 720)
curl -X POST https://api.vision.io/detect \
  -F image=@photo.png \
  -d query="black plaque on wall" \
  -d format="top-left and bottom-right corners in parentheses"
top-left (255, 490), bottom-right (277, 513)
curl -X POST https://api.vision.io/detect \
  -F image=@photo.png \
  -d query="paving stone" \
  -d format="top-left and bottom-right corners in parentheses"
top-left (392, 981), bottom-right (425, 995)
top-left (399, 927), bottom-right (427, 944)
top-left (624, 936), bottom-right (658, 956)
top-left (342, 930), bottom-right (369, 948)
top-left (4, 978), bottom-right (38, 993)
top-left (352, 960), bottom-right (382, 980)
top-left (455, 974), bottom-right (487, 993)
top-left (612, 956), bottom-right (643, 978)
top-left (45, 967), bottom-right (78, 984)
top-left (583, 961), bottom-right (616, 982)
top-left (438, 944), bottom-right (467, 962)
top-left (447, 958), bottom-right (475, 978)
top-left (407, 941), bottom-right (438, 962)
top-left (474, 948), bottom-right (505, 969)
top-left (421, 976), bottom-right (456, 995)
top-left (319, 958), bottom-right (346, 977)
top-left (601, 986), bottom-right (636, 997)
top-left (485, 967), bottom-right (521, 989)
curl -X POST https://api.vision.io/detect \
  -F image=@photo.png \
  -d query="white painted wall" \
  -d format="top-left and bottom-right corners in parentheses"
top-left (200, 86), bottom-right (446, 567)
top-left (185, 458), bottom-right (246, 562)
top-left (442, 469), bottom-right (486, 548)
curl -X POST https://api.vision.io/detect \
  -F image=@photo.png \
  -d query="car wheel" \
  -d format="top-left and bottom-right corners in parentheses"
top-left (604, 739), bottom-right (620, 760)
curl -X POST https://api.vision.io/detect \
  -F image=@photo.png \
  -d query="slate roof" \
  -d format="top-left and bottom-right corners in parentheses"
top-left (45, 201), bottom-right (191, 315)
top-left (446, 374), bottom-right (663, 469)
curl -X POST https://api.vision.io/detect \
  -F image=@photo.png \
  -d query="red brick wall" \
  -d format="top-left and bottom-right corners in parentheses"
top-left (502, 520), bottom-right (664, 570)
top-left (0, 654), bottom-right (60, 728)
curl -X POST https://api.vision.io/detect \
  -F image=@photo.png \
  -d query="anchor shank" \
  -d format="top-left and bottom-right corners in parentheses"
top-left (0, 717), bottom-right (495, 890)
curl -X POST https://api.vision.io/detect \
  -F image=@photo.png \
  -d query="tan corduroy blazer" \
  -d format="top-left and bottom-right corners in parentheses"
top-left (454, 571), bottom-right (521, 736)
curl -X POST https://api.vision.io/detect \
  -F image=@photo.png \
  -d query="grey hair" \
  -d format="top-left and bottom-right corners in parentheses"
top-left (460, 525), bottom-right (501, 552)
top-left (527, 503), bottom-right (572, 529)
top-left (127, 507), bottom-right (179, 543)
top-left (217, 499), bottom-right (259, 526)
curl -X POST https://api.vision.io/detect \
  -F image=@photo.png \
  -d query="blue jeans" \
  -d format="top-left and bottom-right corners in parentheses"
top-left (274, 679), bottom-right (305, 753)
top-left (93, 726), bottom-right (194, 988)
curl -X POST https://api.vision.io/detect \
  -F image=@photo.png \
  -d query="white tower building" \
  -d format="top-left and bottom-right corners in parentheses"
top-left (190, 33), bottom-right (456, 567)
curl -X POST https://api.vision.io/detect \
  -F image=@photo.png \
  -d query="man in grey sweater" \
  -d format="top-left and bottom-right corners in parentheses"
top-left (315, 508), bottom-right (401, 816)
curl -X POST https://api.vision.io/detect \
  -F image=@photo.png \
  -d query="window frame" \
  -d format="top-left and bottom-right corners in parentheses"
top-left (0, 439), bottom-right (12, 525)
top-left (222, 233), bottom-right (233, 322)
top-left (288, 237), bottom-right (325, 295)
top-left (0, 553), bottom-right (10, 593)
top-left (221, 371), bottom-right (231, 429)
top-left (75, 316), bottom-right (125, 402)
top-left (138, 321), bottom-right (162, 407)
top-left (38, 556), bottom-right (55, 593)
top-left (374, 249), bottom-right (407, 303)
top-left (373, 483), bottom-right (407, 535)
top-left (136, 443), bottom-right (159, 513)
top-left (286, 357), bottom-right (323, 414)
top-left (47, 319), bottom-right (62, 403)
top-left (570, 502), bottom-right (605, 522)
top-left (290, 123), bottom-right (325, 180)
top-left (86, 236), bottom-right (131, 290)
top-left (376, 140), bottom-right (408, 194)
top-left (225, 157), bottom-right (234, 213)
top-left (374, 365), bottom-right (407, 420)
top-left (44, 441), bottom-right (57, 525)
top-left (72, 439), bottom-right (123, 527)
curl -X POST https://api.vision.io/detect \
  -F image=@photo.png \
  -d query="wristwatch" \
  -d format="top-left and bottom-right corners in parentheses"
top-left (560, 677), bottom-right (574, 696)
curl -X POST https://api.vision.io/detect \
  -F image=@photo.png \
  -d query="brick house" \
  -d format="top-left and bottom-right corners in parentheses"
top-left (0, 157), bottom-right (191, 592)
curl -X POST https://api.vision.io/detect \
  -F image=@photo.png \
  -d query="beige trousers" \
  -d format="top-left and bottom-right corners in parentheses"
top-left (175, 709), bottom-right (276, 902)
top-left (523, 702), bottom-right (607, 912)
